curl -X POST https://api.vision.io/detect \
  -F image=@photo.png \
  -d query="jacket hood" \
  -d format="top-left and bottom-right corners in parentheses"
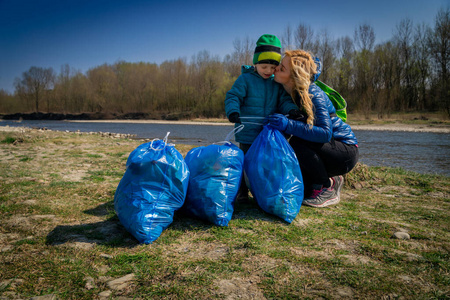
top-left (241, 65), bottom-right (255, 74)
top-left (313, 57), bottom-right (322, 82)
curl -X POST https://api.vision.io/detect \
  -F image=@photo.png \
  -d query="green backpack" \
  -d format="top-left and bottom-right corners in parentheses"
top-left (315, 80), bottom-right (347, 122)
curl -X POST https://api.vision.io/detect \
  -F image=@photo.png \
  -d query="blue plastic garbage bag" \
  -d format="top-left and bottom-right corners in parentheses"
top-left (184, 141), bottom-right (244, 226)
top-left (114, 133), bottom-right (190, 244)
top-left (244, 125), bottom-right (303, 223)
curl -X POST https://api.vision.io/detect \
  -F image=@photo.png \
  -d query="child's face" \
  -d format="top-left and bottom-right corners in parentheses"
top-left (255, 63), bottom-right (277, 79)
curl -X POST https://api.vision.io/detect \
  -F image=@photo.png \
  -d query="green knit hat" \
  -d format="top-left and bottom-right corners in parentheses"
top-left (253, 34), bottom-right (282, 65)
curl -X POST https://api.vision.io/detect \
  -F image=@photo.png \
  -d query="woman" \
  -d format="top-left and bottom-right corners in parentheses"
top-left (268, 50), bottom-right (359, 208)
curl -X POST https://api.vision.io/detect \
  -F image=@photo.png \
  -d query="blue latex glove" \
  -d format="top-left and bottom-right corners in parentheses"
top-left (268, 113), bottom-right (289, 132)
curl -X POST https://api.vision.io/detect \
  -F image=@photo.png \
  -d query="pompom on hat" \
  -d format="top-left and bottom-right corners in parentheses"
top-left (253, 34), bottom-right (282, 65)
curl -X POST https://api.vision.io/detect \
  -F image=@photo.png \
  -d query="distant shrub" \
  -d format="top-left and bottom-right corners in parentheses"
top-left (1, 136), bottom-right (19, 144)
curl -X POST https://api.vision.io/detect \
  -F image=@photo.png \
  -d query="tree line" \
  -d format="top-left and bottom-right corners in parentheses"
top-left (1, 7), bottom-right (448, 119)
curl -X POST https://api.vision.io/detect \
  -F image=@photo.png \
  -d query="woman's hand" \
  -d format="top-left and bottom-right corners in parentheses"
top-left (268, 114), bottom-right (289, 132)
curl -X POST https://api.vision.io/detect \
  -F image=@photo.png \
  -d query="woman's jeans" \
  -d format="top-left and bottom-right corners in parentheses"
top-left (289, 136), bottom-right (359, 196)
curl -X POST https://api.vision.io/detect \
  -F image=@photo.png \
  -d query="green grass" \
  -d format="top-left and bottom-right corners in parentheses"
top-left (1, 136), bottom-right (20, 144)
top-left (0, 128), bottom-right (449, 299)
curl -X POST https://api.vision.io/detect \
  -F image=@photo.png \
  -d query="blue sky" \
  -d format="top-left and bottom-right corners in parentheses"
top-left (0, 0), bottom-right (447, 93)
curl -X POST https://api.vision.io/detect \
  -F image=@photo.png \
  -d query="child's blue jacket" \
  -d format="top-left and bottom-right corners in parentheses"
top-left (225, 66), bottom-right (298, 144)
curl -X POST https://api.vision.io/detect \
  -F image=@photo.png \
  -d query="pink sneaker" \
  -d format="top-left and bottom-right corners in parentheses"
top-left (303, 176), bottom-right (344, 208)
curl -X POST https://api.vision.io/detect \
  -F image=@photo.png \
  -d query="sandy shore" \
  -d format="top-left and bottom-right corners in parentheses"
top-left (350, 123), bottom-right (450, 133)
top-left (68, 119), bottom-right (450, 133)
top-left (1, 120), bottom-right (449, 133)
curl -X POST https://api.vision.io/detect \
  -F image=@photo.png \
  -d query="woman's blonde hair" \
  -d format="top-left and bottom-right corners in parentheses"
top-left (284, 50), bottom-right (317, 125)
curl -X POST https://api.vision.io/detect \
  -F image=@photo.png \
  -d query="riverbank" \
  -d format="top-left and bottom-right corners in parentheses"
top-left (2, 112), bottom-right (449, 133)
top-left (4, 118), bottom-right (449, 134)
top-left (0, 127), bottom-right (449, 299)
top-left (66, 119), bottom-right (450, 133)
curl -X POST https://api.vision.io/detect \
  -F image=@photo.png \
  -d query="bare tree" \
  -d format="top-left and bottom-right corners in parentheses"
top-left (86, 64), bottom-right (118, 112)
top-left (414, 23), bottom-right (432, 110)
top-left (428, 7), bottom-right (449, 115)
top-left (336, 36), bottom-right (354, 60)
top-left (54, 64), bottom-right (72, 113)
top-left (316, 29), bottom-right (336, 83)
top-left (14, 66), bottom-right (55, 112)
top-left (0, 89), bottom-right (17, 113)
top-left (233, 36), bottom-right (253, 66)
top-left (281, 24), bottom-right (294, 51)
top-left (354, 23), bottom-right (375, 51)
top-left (113, 61), bottom-right (158, 113)
top-left (294, 23), bottom-right (315, 51)
top-left (69, 71), bottom-right (90, 113)
top-left (334, 36), bottom-right (354, 101)
top-left (372, 42), bottom-right (399, 117)
top-left (222, 36), bottom-right (254, 78)
top-left (394, 18), bottom-right (417, 110)
top-left (352, 23), bottom-right (376, 116)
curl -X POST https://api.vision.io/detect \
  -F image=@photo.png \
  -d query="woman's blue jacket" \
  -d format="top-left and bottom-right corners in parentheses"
top-left (285, 59), bottom-right (358, 145)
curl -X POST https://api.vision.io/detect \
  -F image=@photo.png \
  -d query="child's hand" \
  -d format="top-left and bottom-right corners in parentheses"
top-left (268, 114), bottom-right (288, 132)
top-left (228, 112), bottom-right (241, 124)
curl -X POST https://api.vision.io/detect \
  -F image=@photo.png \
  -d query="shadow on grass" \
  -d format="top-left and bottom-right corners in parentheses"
top-left (45, 198), bottom-right (283, 248)
top-left (83, 201), bottom-right (114, 217)
top-left (46, 217), bottom-right (137, 248)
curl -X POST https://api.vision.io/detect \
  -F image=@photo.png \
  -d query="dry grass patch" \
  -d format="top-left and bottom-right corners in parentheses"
top-left (0, 127), bottom-right (449, 299)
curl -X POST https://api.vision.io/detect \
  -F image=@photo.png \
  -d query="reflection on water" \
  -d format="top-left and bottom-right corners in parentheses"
top-left (1, 120), bottom-right (449, 176)
top-left (353, 130), bottom-right (449, 176)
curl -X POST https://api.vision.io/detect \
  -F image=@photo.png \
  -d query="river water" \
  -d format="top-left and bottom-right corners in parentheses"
top-left (1, 120), bottom-right (449, 176)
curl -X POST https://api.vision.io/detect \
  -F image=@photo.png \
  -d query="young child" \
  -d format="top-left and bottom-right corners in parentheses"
top-left (225, 34), bottom-right (300, 201)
